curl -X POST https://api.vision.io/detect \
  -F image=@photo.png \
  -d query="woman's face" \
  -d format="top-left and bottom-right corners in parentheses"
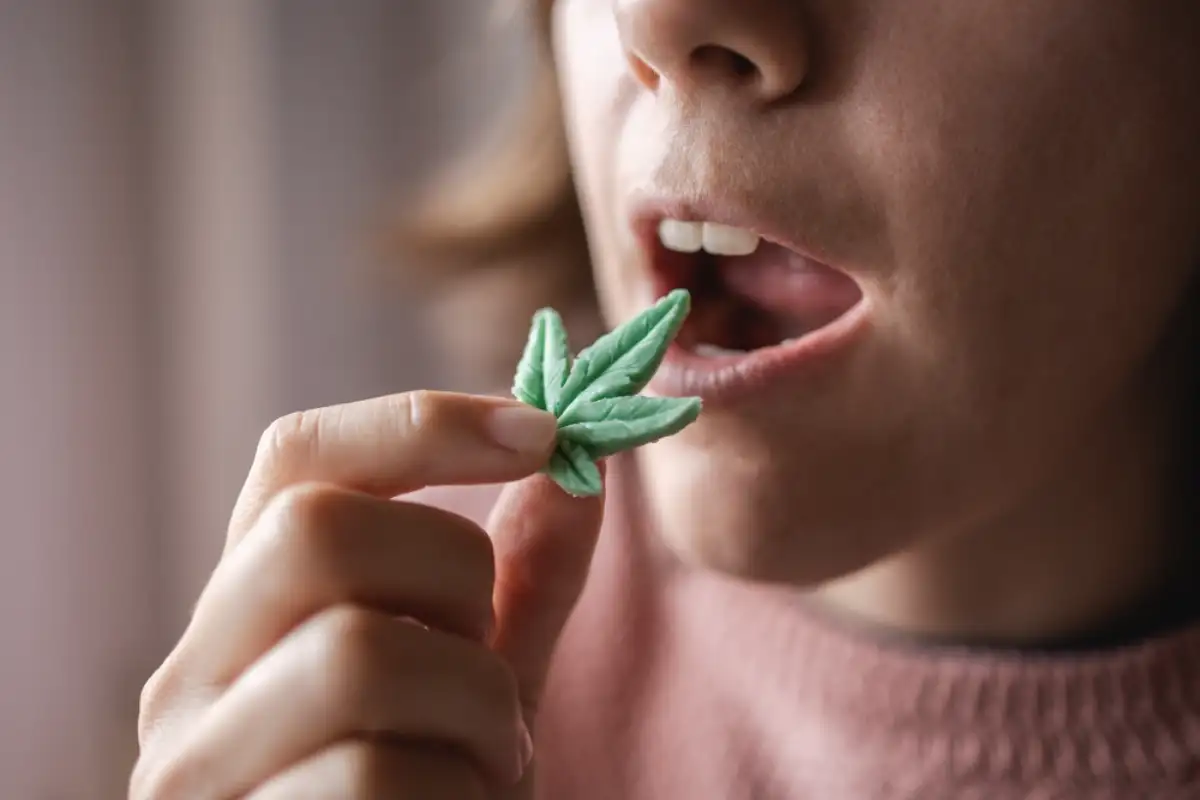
top-left (551, 0), bottom-right (1200, 584)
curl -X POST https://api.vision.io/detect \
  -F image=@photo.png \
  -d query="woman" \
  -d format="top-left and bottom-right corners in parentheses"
top-left (132, 1), bottom-right (1200, 797)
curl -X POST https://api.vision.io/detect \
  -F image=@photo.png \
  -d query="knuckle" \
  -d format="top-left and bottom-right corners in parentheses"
top-left (128, 746), bottom-right (164, 800)
top-left (127, 760), bottom-right (154, 800)
top-left (133, 663), bottom-right (220, 799)
top-left (257, 408), bottom-right (319, 467)
top-left (136, 653), bottom-right (199, 747)
top-left (136, 664), bottom-right (172, 743)
top-left (339, 742), bottom-right (395, 798)
top-left (130, 749), bottom-right (201, 800)
top-left (262, 484), bottom-right (385, 602)
top-left (128, 760), bottom-right (157, 800)
top-left (264, 482), bottom-right (351, 568)
top-left (272, 482), bottom-right (345, 540)
top-left (131, 764), bottom-right (172, 800)
top-left (390, 389), bottom-right (449, 446)
top-left (395, 390), bottom-right (432, 434)
top-left (320, 604), bottom-right (383, 663)
top-left (312, 605), bottom-right (389, 716)
top-left (337, 742), bottom-right (488, 800)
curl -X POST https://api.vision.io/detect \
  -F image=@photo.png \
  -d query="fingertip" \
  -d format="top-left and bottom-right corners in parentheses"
top-left (534, 467), bottom-right (607, 508)
top-left (487, 471), bottom-right (606, 554)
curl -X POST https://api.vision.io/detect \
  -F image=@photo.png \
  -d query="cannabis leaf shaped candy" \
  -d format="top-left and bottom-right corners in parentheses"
top-left (511, 289), bottom-right (703, 497)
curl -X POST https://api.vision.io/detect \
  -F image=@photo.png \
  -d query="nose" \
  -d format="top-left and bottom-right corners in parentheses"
top-left (615, 0), bottom-right (810, 105)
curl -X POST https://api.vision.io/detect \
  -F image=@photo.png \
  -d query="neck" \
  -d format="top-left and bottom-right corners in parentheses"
top-left (814, 398), bottom-right (1193, 651)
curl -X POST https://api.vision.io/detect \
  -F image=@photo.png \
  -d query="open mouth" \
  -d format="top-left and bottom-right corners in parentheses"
top-left (647, 219), bottom-right (865, 359)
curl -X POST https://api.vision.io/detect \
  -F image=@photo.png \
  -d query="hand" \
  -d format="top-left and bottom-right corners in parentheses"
top-left (131, 391), bottom-right (605, 798)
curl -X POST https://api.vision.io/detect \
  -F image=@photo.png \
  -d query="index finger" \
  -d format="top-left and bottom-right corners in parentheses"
top-left (226, 391), bottom-right (557, 550)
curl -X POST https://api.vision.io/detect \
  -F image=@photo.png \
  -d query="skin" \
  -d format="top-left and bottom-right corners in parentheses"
top-left (554, 0), bottom-right (1200, 643)
top-left (134, 1), bottom-right (1200, 796)
top-left (133, 393), bottom-right (603, 798)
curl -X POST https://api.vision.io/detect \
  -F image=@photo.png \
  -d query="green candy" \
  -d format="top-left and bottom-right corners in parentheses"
top-left (511, 289), bottom-right (703, 497)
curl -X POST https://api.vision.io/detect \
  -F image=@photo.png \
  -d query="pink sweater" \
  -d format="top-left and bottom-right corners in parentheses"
top-left (451, 460), bottom-right (1200, 799)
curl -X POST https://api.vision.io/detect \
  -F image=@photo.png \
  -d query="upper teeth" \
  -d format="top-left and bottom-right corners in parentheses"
top-left (658, 219), bottom-right (761, 257)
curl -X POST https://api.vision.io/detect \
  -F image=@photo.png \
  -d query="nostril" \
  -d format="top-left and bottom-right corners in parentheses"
top-left (627, 53), bottom-right (661, 91)
top-left (691, 45), bottom-right (760, 83)
top-left (729, 53), bottom-right (758, 80)
top-left (615, 1), bottom-right (810, 104)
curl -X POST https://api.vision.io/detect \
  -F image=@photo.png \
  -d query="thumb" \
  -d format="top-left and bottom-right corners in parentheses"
top-left (486, 468), bottom-right (605, 722)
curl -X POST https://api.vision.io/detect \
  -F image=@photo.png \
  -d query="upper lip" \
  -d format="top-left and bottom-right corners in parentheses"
top-left (627, 194), bottom-right (842, 270)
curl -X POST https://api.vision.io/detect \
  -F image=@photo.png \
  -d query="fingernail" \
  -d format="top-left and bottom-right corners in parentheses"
top-left (487, 405), bottom-right (557, 455)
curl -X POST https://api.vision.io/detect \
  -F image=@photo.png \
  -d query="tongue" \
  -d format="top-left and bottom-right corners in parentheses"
top-left (714, 242), bottom-right (862, 335)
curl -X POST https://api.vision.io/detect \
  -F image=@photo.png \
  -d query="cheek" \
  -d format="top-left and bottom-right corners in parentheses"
top-left (552, 0), bottom-right (649, 315)
top-left (852, 4), bottom-right (1199, 431)
top-left (552, 0), bottom-right (626, 200)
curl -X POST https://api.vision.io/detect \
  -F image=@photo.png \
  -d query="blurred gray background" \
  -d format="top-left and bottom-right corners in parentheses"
top-left (0, 2), bottom-right (528, 796)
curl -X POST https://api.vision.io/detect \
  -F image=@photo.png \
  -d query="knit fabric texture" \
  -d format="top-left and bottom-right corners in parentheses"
top-left (530, 460), bottom-right (1200, 800)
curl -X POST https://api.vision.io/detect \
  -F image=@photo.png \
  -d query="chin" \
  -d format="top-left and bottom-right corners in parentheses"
top-left (634, 429), bottom-right (907, 587)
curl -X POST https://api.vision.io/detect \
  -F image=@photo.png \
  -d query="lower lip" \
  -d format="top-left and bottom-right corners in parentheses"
top-left (649, 297), bottom-right (872, 406)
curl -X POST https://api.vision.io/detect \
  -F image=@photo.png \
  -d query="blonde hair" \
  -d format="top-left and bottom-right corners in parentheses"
top-left (391, 1), bottom-right (596, 391)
